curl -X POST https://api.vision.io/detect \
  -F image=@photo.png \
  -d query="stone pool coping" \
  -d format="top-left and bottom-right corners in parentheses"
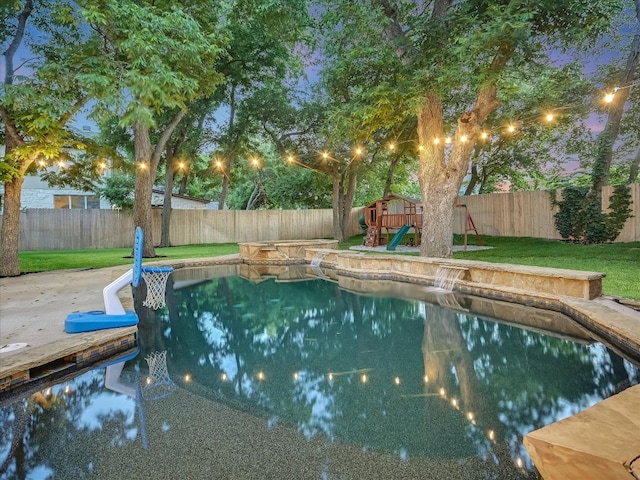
top-left (1, 244), bottom-right (639, 479)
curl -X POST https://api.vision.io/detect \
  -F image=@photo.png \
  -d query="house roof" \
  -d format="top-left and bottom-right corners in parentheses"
top-left (151, 188), bottom-right (210, 204)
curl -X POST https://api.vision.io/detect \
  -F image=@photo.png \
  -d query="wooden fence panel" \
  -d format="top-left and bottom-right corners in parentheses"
top-left (2, 185), bottom-right (637, 250)
top-left (453, 184), bottom-right (639, 241)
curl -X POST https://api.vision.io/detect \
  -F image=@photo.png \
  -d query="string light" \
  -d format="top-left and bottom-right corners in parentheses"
top-left (423, 375), bottom-right (429, 384)
top-left (394, 376), bottom-right (401, 385)
top-left (603, 81), bottom-right (639, 103)
top-left (57, 160), bottom-right (66, 168)
top-left (138, 162), bottom-right (148, 170)
top-left (214, 103), bottom-right (575, 174)
top-left (183, 373), bottom-right (192, 383)
top-left (221, 373), bottom-right (228, 382)
top-left (257, 371), bottom-right (265, 381)
top-left (178, 161), bottom-right (186, 170)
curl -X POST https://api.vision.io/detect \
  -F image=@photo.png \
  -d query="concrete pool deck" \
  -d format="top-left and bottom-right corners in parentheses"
top-left (1, 250), bottom-right (639, 479)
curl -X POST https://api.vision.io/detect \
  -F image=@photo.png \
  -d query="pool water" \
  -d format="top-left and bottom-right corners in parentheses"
top-left (0, 266), bottom-right (638, 479)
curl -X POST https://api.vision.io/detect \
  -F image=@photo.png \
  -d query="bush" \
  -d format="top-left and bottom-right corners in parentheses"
top-left (553, 185), bottom-right (632, 243)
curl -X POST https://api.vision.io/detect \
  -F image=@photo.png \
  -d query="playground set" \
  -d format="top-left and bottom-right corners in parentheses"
top-left (362, 193), bottom-right (482, 250)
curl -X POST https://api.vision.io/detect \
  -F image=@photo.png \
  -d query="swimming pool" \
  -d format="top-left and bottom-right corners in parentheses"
top-left (0, 265), bottom-right (637, 479)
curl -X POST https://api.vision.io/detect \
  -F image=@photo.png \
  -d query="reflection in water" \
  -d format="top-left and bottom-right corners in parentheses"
top-left (0, 267), bottom-right (638, 479)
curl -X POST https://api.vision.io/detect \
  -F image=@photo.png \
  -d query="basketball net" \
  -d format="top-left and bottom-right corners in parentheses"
top-left (141, 266), bottom-right (173, 310)
top-left (143, 351), bottom-right (176, 401)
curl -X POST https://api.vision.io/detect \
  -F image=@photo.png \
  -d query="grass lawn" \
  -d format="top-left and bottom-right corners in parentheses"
top-left (16, 236), bottom-right (640, 300)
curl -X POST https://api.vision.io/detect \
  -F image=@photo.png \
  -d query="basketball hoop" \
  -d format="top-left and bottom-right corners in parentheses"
top-left (141, 265), bottom-right (173, 310)
top-left (143, 351), bottom-right (176, 401)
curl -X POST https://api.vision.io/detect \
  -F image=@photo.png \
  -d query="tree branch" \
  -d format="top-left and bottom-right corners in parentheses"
top-left (3, 0), bottom-right (33, 85)
top-left (152, 109), bottom-right (188, 165)
top-left (0, 105), bottom-right (25, 148)
top-left (370, 0), bottom-right (418, 65)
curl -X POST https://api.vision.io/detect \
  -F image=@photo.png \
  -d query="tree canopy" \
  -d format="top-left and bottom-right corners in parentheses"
top-left (2, 0), bottom-right (638, 273)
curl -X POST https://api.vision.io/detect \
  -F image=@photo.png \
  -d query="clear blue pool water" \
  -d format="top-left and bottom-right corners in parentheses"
top-left (0, 265), bottom-right (638, 479)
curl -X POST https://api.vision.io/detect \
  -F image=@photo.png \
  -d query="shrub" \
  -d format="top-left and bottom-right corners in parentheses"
top-left (552, 185), bottom-right (632, 243)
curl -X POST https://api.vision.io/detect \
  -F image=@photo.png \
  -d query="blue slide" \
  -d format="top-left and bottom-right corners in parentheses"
top-left (386, 225), bottom-right (411, 251)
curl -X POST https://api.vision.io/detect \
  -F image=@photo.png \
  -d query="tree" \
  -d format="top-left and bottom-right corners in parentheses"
top-left (592, 0), bottom-right (640, 192)
top-left (1, 0), bottom-right (97, 276)
top-left (159, 100), bottom-right (213, 247)
top-left (76, 0), bottom-right (229, 257)
top-left (552, 0), bottom-right (638, 243)
top-left (207, 1), bottom-right (312, 211)
top-left (317, 0), bottom-right (621, 257)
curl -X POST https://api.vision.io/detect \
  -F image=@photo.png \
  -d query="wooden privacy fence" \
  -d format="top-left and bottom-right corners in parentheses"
top-left (1, 184), bottom-right (638, 250)
top-left (8, 208), bottom-right (362, 251)
top-left (453, 184), bottom-right (639, 244)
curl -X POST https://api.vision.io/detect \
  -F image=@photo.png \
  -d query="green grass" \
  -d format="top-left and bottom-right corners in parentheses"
top-left (18, 243), bottom-right (240, 273)
top-left (17, 236), bottom-right (640, 300)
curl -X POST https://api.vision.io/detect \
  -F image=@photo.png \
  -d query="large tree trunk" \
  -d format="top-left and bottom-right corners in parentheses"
top-left (133, 122), bottom-right (157, 257)
top-left (0, 176), bottom-right (24, 277)
top-left (417, 86), bottom-right (499, 257)
top-left (132, 110), bottom-right (186, 256)
top-left (417, 94), bottom-right (467, 258)
top-left (331, 163), bottom-right (358, 242)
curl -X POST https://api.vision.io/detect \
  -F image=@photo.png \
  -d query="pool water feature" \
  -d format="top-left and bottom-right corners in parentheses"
top-left (0, 265), bottom-right (638, 479)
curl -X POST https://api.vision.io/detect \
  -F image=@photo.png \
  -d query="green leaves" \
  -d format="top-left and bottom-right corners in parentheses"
top-left (553, 184), bottom-right (632, 243)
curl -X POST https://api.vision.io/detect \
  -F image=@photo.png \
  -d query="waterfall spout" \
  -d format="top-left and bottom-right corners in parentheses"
top-left (434, 266), bottom-right (467, 292)
top-left (310, 251), bottom-right (329, 267)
